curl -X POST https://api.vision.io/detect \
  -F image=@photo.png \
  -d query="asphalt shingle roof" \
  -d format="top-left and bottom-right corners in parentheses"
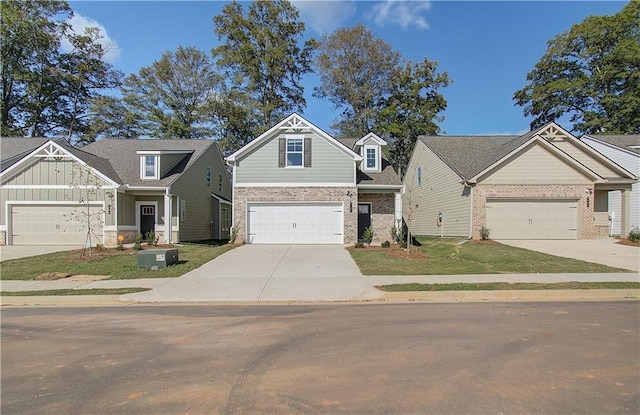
top-left (586, 134), bottom-right (640, 156)
top-left (335, 138), bottom-right (402, 186)
top-left (83, 139), bottom-right (216, 187)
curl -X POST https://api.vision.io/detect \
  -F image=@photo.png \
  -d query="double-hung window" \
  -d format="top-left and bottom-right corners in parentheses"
top-left (417, 167), bottom-right (422, 186)
top-left (287, 138), bottom-right (303, 167)
top-left (142, 155), bottom-right (158, 179)
top-left (206, 167), bottom-right (211, 187)
top-left (363, 145), bottom-right (378, 171)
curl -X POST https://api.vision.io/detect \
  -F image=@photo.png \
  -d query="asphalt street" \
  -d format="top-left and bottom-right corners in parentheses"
top-left (1, 302), bottom-right (639, 414)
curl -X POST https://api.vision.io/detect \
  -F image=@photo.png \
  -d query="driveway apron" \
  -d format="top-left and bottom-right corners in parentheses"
top-left (123, 245), bottom-right (383, 303)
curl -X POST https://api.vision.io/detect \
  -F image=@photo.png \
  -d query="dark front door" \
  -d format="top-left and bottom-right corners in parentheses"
top-left (358, 203), bottom-right (371, 240)
top-left (140, 205), bottom-right (155, 236)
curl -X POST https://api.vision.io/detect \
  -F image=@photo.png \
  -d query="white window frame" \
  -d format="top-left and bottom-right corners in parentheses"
top-left (140, 155), bottom-right (159, 180)
top-left (363, 145), bottom-right (378, 171)
top-left (286, 136), bottom-right (304, 168)
top-left (206, 167), bottom-right (211, 187)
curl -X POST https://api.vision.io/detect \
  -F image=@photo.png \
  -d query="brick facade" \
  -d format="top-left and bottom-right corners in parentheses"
top-left (358, 193), bottom-right (396, 244)
top-left (472, 184), bottom-right (596, 240)
top-left (233, 186), bottom-right (358, 244)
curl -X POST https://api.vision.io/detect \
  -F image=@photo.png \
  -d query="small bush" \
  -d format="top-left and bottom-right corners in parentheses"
top-left (391, 221), bottom-right (406, 245)
top-left (116, 244), bottom-right (125, 251)
top-left (480, 226), bottom-right (490, 241)
top-left (133, 233), bottom-right (143, 250)
top-left (229, 222), bottom-right (240, 244)
top-left (629, 227), bottom-right (640, 243)
top-left (363, 226), bottom-right (374, 245)
top-left (381, 241), bottom-right (391, 248)
top-left (145, 231), bottom-right (159, 246)
top-left (95, 243), bottom-right (105, 251)
top-left (354, 241), bottom-right (365, 248)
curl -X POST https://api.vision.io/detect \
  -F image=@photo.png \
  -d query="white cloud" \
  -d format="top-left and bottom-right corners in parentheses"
top-left (369, 0), bottom-right (431, 30)
top-left (292, 0), bottom-right (357, 34)
top-left (60, 12), bottom-right (121, 64)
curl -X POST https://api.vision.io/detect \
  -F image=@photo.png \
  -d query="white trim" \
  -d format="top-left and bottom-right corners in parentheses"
top-left (362, 145), bottom-right (380, 171)
top-left (285, 134), bottom-right (305, 168)
top-left (234, 182), bottom-right (356, 188)
top-left (135, 201), bottom-right (159, 234)
top-left (5, 200), bottom-right (105, 245)
top-left (104, 225), bottom-right (138, 231)
top-left (0, 225), bottom-right (7, 231)
top-left (227, 113), bottom-right (362, 163)
top-left (140, 155), bottom-right (159, 180)
top-left (211, 193), bottom-right (232, 204)
top-left (0, 185), bottom-right (118, 190)
top-left (123, 185), bottom-right (169, 191)
top-left (357, 184), bottom-right (404, 190)
top-left (136, 150), bottom-right (192, 155)
top-left (164, 192), bottom-right (172, 244)
top-left (0, 140), bottom-right (119, 187)
top-left (355, 132), bottom-right (387, 146)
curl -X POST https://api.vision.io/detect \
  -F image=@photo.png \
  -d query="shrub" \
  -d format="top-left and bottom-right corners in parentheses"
top-left (133, 233), bottom-right (143, 250)
top-left (629, 227), bottom-right (640, 243)
top-left (95, 243), bottom-right (105, 251)
top-left (480, 226), bottom-right (490, 241)
top-left (116, 244), bottom-right (125, 251)
top-left (381, 240), bottom-right (391, 248)
top-left (354, 241), bottom-right (365, 248)
top-left (391, 220), bottom-right (406, 245)
top-left (363, 226), bottom-right (374, 245)
top-left (229, 222), bottom-right (240, 244)
top-left (145, 231), bottom-right (159, 246)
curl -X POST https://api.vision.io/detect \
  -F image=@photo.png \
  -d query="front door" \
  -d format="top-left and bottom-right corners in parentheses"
top-left (358, 203), bottom-right (371, 241)
top-left (140, 205), bottom-right (155, 236)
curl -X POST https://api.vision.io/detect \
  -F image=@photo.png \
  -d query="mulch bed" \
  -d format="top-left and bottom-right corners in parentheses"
top-left (616, 239), bottom-right (640, 247)
top-left (66, 244), bottom-right (174, 262)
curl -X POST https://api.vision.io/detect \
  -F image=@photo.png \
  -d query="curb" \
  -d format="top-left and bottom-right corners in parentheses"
top-left (384, 289), bottom-right (640, 302)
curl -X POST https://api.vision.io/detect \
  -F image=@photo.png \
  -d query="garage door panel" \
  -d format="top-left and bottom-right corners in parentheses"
top-left (11, 205), bottom-right (104, 245)
top-left (486, 199), bottom-right (578, 240)
top-left (247, 203), bottom-right (343, 244)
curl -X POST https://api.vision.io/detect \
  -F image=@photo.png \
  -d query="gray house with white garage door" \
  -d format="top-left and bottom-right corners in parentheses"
top-left (403, 122), bottom-right (637, 240)
top-left (226, 113), bottom-right (403, 245)
top-left (0, 137), bottom-right (231, 246)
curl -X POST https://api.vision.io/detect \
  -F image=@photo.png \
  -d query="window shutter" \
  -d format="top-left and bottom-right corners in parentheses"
top-left (278, 137), bottom-right (285, 167)
top-left (304, 137), bottom-right (312, 167)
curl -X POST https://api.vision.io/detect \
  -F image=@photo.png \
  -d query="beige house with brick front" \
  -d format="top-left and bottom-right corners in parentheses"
top-left (226, 113), bottom-right (403, 245)
top-left (403, 122), bottom-right (637, 240)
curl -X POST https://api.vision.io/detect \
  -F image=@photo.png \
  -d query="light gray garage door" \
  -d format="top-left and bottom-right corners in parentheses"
top-left (11, 204), bottom-right (104, 245)
top-left (485, 199), bottom-right (578, 239)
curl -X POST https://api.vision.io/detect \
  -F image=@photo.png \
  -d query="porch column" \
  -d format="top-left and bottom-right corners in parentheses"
top-left (621, 187), bottom-right (631, 237)
top-left (164, 193), bottom-right (172, 244)
top-left (394, 192), bottom-right (402, 225)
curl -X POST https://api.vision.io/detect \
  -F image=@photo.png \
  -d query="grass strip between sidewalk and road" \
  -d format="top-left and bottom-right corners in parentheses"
top-left (378, 282), bottom-right (640, 292)
top-left (0, 288), bottom-right (150, 296)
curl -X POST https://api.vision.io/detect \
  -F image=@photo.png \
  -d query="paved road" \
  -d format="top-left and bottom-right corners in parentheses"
top-left (2, 302), bottom-right (638, 414)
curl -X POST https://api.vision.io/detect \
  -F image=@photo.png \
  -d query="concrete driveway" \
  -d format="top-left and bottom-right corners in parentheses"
top-left (497, 238), bottom-right (639, 272)
top-left (0, 245), bottom-right (83, 261)
top-left (124, 245), bottom-right (384, 303)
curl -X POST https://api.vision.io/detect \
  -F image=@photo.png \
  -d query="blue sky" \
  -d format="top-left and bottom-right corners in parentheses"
top-left (67, 0), bottom-right (627, 136)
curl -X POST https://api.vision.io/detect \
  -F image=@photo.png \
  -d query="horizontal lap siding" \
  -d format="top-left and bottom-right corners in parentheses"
top-left (552, 140), bottom-right (620, 177)
top-left (235, 132), bottom-right (354, 184)
top-left (403, 141), bottom-right (471, 237)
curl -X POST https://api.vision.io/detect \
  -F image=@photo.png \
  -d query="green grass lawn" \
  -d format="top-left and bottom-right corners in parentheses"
top-left (0, 243), bottom-right (236, 280)
top-left (1, 288), bottom-right (150, 296)
top-left (379, 282), bottom-right (640, 291)
top-left (349, 237), bottom-right (630, 275)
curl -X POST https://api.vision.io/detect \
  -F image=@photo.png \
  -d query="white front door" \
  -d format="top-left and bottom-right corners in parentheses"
top-left (247, 203), bottom-right (343, 244)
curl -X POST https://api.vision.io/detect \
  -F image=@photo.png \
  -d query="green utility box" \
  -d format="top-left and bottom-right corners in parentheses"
top-left (137, 248), bottom-right (179, 268)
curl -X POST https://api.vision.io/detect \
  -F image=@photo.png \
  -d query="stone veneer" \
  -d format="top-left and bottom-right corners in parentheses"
top-left (0, 230), bottom-right (5, 246)
top-left (472, 184), bottom-right (596, 240)
top-left (104, 229), bottom-right (178, 247)
top-left (358, 193), bottom-right (396, 244)
top-left (233, 186), bottom-right (358, 244)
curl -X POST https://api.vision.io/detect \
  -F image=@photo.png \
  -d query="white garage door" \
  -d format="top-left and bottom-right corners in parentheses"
top-left (485, 199), bottom-right (578, 239)
top-left (11, 204), bottom-right (104, 245)
top-left (247, 203), bottom-right (343, 244)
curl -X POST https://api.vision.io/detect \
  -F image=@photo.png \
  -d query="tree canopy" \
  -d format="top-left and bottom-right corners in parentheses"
top-left (212, 0), bottom-right (316, 136)
top-left (514, 1), bottom-right (640, 134)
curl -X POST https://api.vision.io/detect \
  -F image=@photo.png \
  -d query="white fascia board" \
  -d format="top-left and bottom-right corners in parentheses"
top-left (357, 184), bottom-right (403, 190)
top-left (0, 139), bottom-right (120, 187)
top-left (124, 185), bottom-right (170, 191)
top-left (136, 150), bottom-right (192, 155)
top-left (211, 193), bottom-right (232, 204)
top-left (355, 132), bottom-right (387, 146)
top-left (227, 113), bottom-right (363, 162)
top-left (468, 136), bottom-right (604, 183)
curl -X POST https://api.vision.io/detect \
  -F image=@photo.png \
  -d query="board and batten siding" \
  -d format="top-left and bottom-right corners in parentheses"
top-left (3, 159), bottom-right (109, 187)
top-left (235, 132), bottom-right (355, 184)
top-left (582, 137), bottom-right (640, 234)
top-left (479, 143), bottom-right (593, 185)
top-left (403, 141), bottom-right (472, 237)
top-left (171, 142), bottom-right (231, 241)
top-left (118, 192), bottom-right (136, 226)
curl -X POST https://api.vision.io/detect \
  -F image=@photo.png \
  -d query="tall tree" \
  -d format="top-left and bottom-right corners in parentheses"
top-left (375, 58), bottom-right (451, 177)
top-left (1, 0), bottom-right (71, 136)
top-left (122, 46), bottom-right (222, 139)
top-left (212, 0), bottom-right (316, 135)
top-left (85, 95), bottom-right (140, 141)
top-left (514, 1), bottom-right (640, 134)
top-left (314, 24), bottom-right (400, 137)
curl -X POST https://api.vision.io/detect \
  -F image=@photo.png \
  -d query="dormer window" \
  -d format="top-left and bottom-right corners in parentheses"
top-left (363, 145), bottom-right (379, 171)
top-left (141, 155), bottom-right (158, 179)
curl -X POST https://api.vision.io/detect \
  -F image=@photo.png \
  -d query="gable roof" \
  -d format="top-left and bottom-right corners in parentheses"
top-left (582, 134), bottom-right (640, 156)
top-left (83, 139), bottom-right (217, 187)
top-left (226, 113), bottom-right (362, 163)
top-left (0, 137), bottom-right (122, 184)
top-left (418, 122), bottom-right (635, 183)
top-left (336, 138), bottom-right (401, 186)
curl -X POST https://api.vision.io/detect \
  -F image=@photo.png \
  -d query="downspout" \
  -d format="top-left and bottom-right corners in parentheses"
top-left (165, 187), bottom-right (172, 244)
top-left (467, 181), bottom-right (474, 240)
